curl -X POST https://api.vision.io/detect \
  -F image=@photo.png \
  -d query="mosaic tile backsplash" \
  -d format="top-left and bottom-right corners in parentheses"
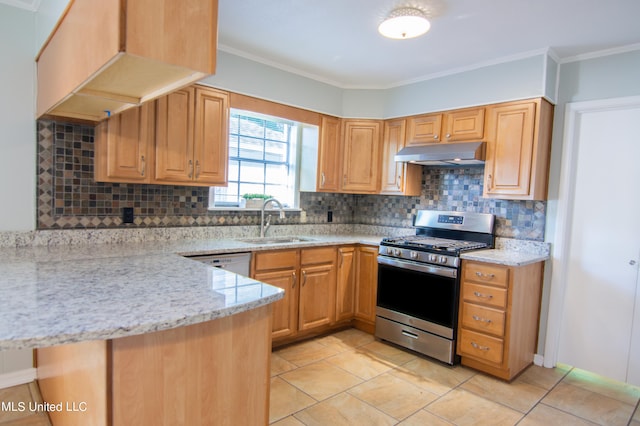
top-left (37, 120), bottom-right (546, 240)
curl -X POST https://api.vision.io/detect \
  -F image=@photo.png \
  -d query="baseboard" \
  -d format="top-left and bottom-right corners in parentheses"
top-left (0, 368), bottom-right (37, 389)
top-left (533, 353), bottom-right (544, 366)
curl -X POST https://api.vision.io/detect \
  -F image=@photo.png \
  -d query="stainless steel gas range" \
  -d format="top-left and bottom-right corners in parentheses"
top-left (375, 210), bottom-right (495, 365)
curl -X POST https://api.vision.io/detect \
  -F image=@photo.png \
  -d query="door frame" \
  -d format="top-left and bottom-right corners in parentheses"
top-left (543, 95), bottom-right (640, 369)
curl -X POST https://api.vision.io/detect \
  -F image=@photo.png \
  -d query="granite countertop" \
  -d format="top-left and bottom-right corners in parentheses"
top-left (461, 248), bottom-right (549, 266)
top-left (0, 234), bottom-right (381, 350)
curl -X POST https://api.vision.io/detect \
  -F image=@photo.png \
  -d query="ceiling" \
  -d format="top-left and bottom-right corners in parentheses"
top-left (3, 0), bottom-right (639, 89)
top-left (218, 0), bottom-right (640, 88)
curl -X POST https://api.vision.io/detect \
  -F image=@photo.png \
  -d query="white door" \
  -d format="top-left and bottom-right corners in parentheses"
top-left (556, 104), bottom-right (640, 385)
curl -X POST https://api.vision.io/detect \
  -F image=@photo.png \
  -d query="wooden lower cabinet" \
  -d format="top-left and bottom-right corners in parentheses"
top-left (354, 245), bottom-right (379, 333)
top-left (36, 305), bottom-right (273, 426)
top-left (299, 256), bottom-right (337, 331)
top-left (253, 247), bottom-right (338, 343)
top-left (457, 260), bottom-right (544, 380)
top-left (253, 244), bottom-right (380, 344)
top-left (335, 246), bottom-right (356, 321)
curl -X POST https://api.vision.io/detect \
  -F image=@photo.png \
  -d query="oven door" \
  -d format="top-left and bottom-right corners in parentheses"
top-left (376, 255), bottom-right (459, 339)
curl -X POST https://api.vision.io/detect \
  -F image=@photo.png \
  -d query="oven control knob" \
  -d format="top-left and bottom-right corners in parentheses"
top-left (410, 251), bottom-right (418, 259)
top-left (387, 247), bottom-right (394, 255)
top-left (439, 256), bottom-right (448, 264)
top-left (428, 254), bottom-right (438, 262)
top-left (393, 249), bottom-right (401, 256)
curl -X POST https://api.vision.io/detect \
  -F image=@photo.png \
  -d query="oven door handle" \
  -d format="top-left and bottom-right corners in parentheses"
top-left (377, 256), bottom-right (457, 279)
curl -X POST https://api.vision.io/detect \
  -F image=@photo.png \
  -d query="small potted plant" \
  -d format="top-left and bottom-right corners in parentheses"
top-left (242, 193), bottom-right (272, 209)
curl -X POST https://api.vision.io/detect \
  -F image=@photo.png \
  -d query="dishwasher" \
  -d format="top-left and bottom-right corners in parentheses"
top-left (186, 252), bottom-right (251, 276)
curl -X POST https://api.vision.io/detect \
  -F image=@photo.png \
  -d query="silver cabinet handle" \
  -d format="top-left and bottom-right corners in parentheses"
top-left (473, 291), bottom-right (493, 299)
top-left (433, 134), bottom-right (439, 140)
top-left (188, 159), bottom-right (194, 179)
top-left (321, 172), bottom-right (326, 187)
top-left (471, 341), bottom-right (490, 351)
top-left (140, 155), bottom-right (146, 177)
top-left (472, 315), bottom-right (492, 324)
top-left (302, 270), bottom-right (307, 286)
top-left (475, 271), bottom-right (495, 279)
top-left (195, 160), bottom-right (201, 179)
top-left (292, 272), bottom-right (296, 289)
top-left (446, 133), bottom-right (451, 139)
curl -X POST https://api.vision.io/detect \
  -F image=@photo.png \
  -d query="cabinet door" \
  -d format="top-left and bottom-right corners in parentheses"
top-left (336, 247), bottom-right (356, 322)
top-left (484, 99), bottom-right (553, 200)
top-left (193, 87), bottom-right (229, 185)
top-left (442, 107), bottom-right (485, 142)
top-left (154, 87), bottom-right (195, 183)
top-left (316, 115), bottom-right (342, 192)
top-left (299, 263), bottom-right (336, 331)
top-left (407, 113), bottom-right (442, 145)
top-left (341, 120), bottom-right (382, 193)
top-left (254, 269), bottom-right (298, 340)
top-left (355, 246), bottom-right (379, 323)
top-left (95, 103), bottom-right (152, 183)
top-left (380, 119), bottom-right (421, 195)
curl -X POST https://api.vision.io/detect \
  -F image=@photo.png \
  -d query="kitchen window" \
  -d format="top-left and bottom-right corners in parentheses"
top-left (209, 109), bottom-right (304, 209)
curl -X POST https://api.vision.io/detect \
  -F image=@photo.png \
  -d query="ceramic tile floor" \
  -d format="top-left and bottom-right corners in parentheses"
top-left (270, 328), bottom-right (640, 426)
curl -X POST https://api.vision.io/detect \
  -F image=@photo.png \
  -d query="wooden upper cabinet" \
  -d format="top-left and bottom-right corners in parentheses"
top-left (442, 107), bottom-right (485, 142)
top-left (37, 0), bottom-right (218, 122)
top-left (341, 120), bottom-right (383, 193)
top-left (483, 98), bottom-right (553, 200)
top-left (194, 87), bottom-right (229, 185)
top-left (94, 103), bottom-right (154, 183)
top-left (406, 108), bottom-right (484, 145)
top-left (407, 113), bottom-right (443, 145)
top-left (380, 119), bottom-right (421, 196)
top-left (154, 87), bottom-right (196, 183)
top-left (317, 116), bottom-right (342, 192)
top-left (154, 86), bottom-right (229, 186)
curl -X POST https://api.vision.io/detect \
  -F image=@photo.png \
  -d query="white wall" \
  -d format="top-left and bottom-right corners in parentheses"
top-left (0, 0), bottom-right (69, 383)
top-left (0, 5), bottom-right (36, 232)
top-left (539, 46), bottom-right (640, 360)
top-left (204, 50), bottom-right (556, 120)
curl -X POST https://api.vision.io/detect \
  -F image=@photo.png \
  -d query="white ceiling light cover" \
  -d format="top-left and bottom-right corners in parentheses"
top-left (378, 7), bottom-right (431, 39)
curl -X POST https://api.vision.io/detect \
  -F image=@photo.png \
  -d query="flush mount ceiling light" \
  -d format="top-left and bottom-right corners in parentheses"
top-left (378, 7), bottom-right (430, 39)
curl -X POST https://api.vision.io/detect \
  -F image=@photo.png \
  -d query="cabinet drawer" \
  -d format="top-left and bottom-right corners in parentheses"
top-left (301, 247), bottom-right (336, 265)
top-left (458, 329), bottom-right (504, 365)
top-left (461, 302), bottom-right (506, 337)
top-left (461, 282), bottom-right (508, 309)
top-left (463, 262), bottom-right (508, 287)
top-left (254, 250), bottom-right (298, 271)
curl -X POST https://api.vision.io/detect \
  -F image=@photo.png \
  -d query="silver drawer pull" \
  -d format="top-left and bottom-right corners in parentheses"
top-left (401, 330), bottom-right (419, 339)
top-left (472, 315), bottom-right (492, 324)
top-left (471, 341), bottom-right (490, 351)
top-left (475, 271), bottom-right (495, 279)
top-left (473, 291), bottom-right (493, 299)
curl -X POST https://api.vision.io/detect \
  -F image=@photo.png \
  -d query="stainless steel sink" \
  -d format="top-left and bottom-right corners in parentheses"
top-left (237, 237), bottom-right (316, 245)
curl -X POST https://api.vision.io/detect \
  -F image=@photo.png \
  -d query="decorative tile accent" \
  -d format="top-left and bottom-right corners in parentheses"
top-left (355, 167), bottom-right (546, 241)
top-left (36, 120), bottom-right (546, 241)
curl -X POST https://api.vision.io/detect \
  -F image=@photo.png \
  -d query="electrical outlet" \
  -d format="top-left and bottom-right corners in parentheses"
top-left (327, 210), bottom-right (333, 223)
top-left (122, 207), bottom-right (134, 224)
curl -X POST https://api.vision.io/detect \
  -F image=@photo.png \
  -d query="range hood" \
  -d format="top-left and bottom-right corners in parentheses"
top-left (394, 141), bottom-right (486, 166)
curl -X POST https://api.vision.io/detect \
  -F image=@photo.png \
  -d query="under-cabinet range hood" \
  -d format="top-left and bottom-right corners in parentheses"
top-left (395, 141), bottom-right (486, 166)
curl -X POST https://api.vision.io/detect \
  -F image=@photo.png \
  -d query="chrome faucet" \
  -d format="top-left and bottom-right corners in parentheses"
top-left (260, 198), bottom-right (286, 238)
